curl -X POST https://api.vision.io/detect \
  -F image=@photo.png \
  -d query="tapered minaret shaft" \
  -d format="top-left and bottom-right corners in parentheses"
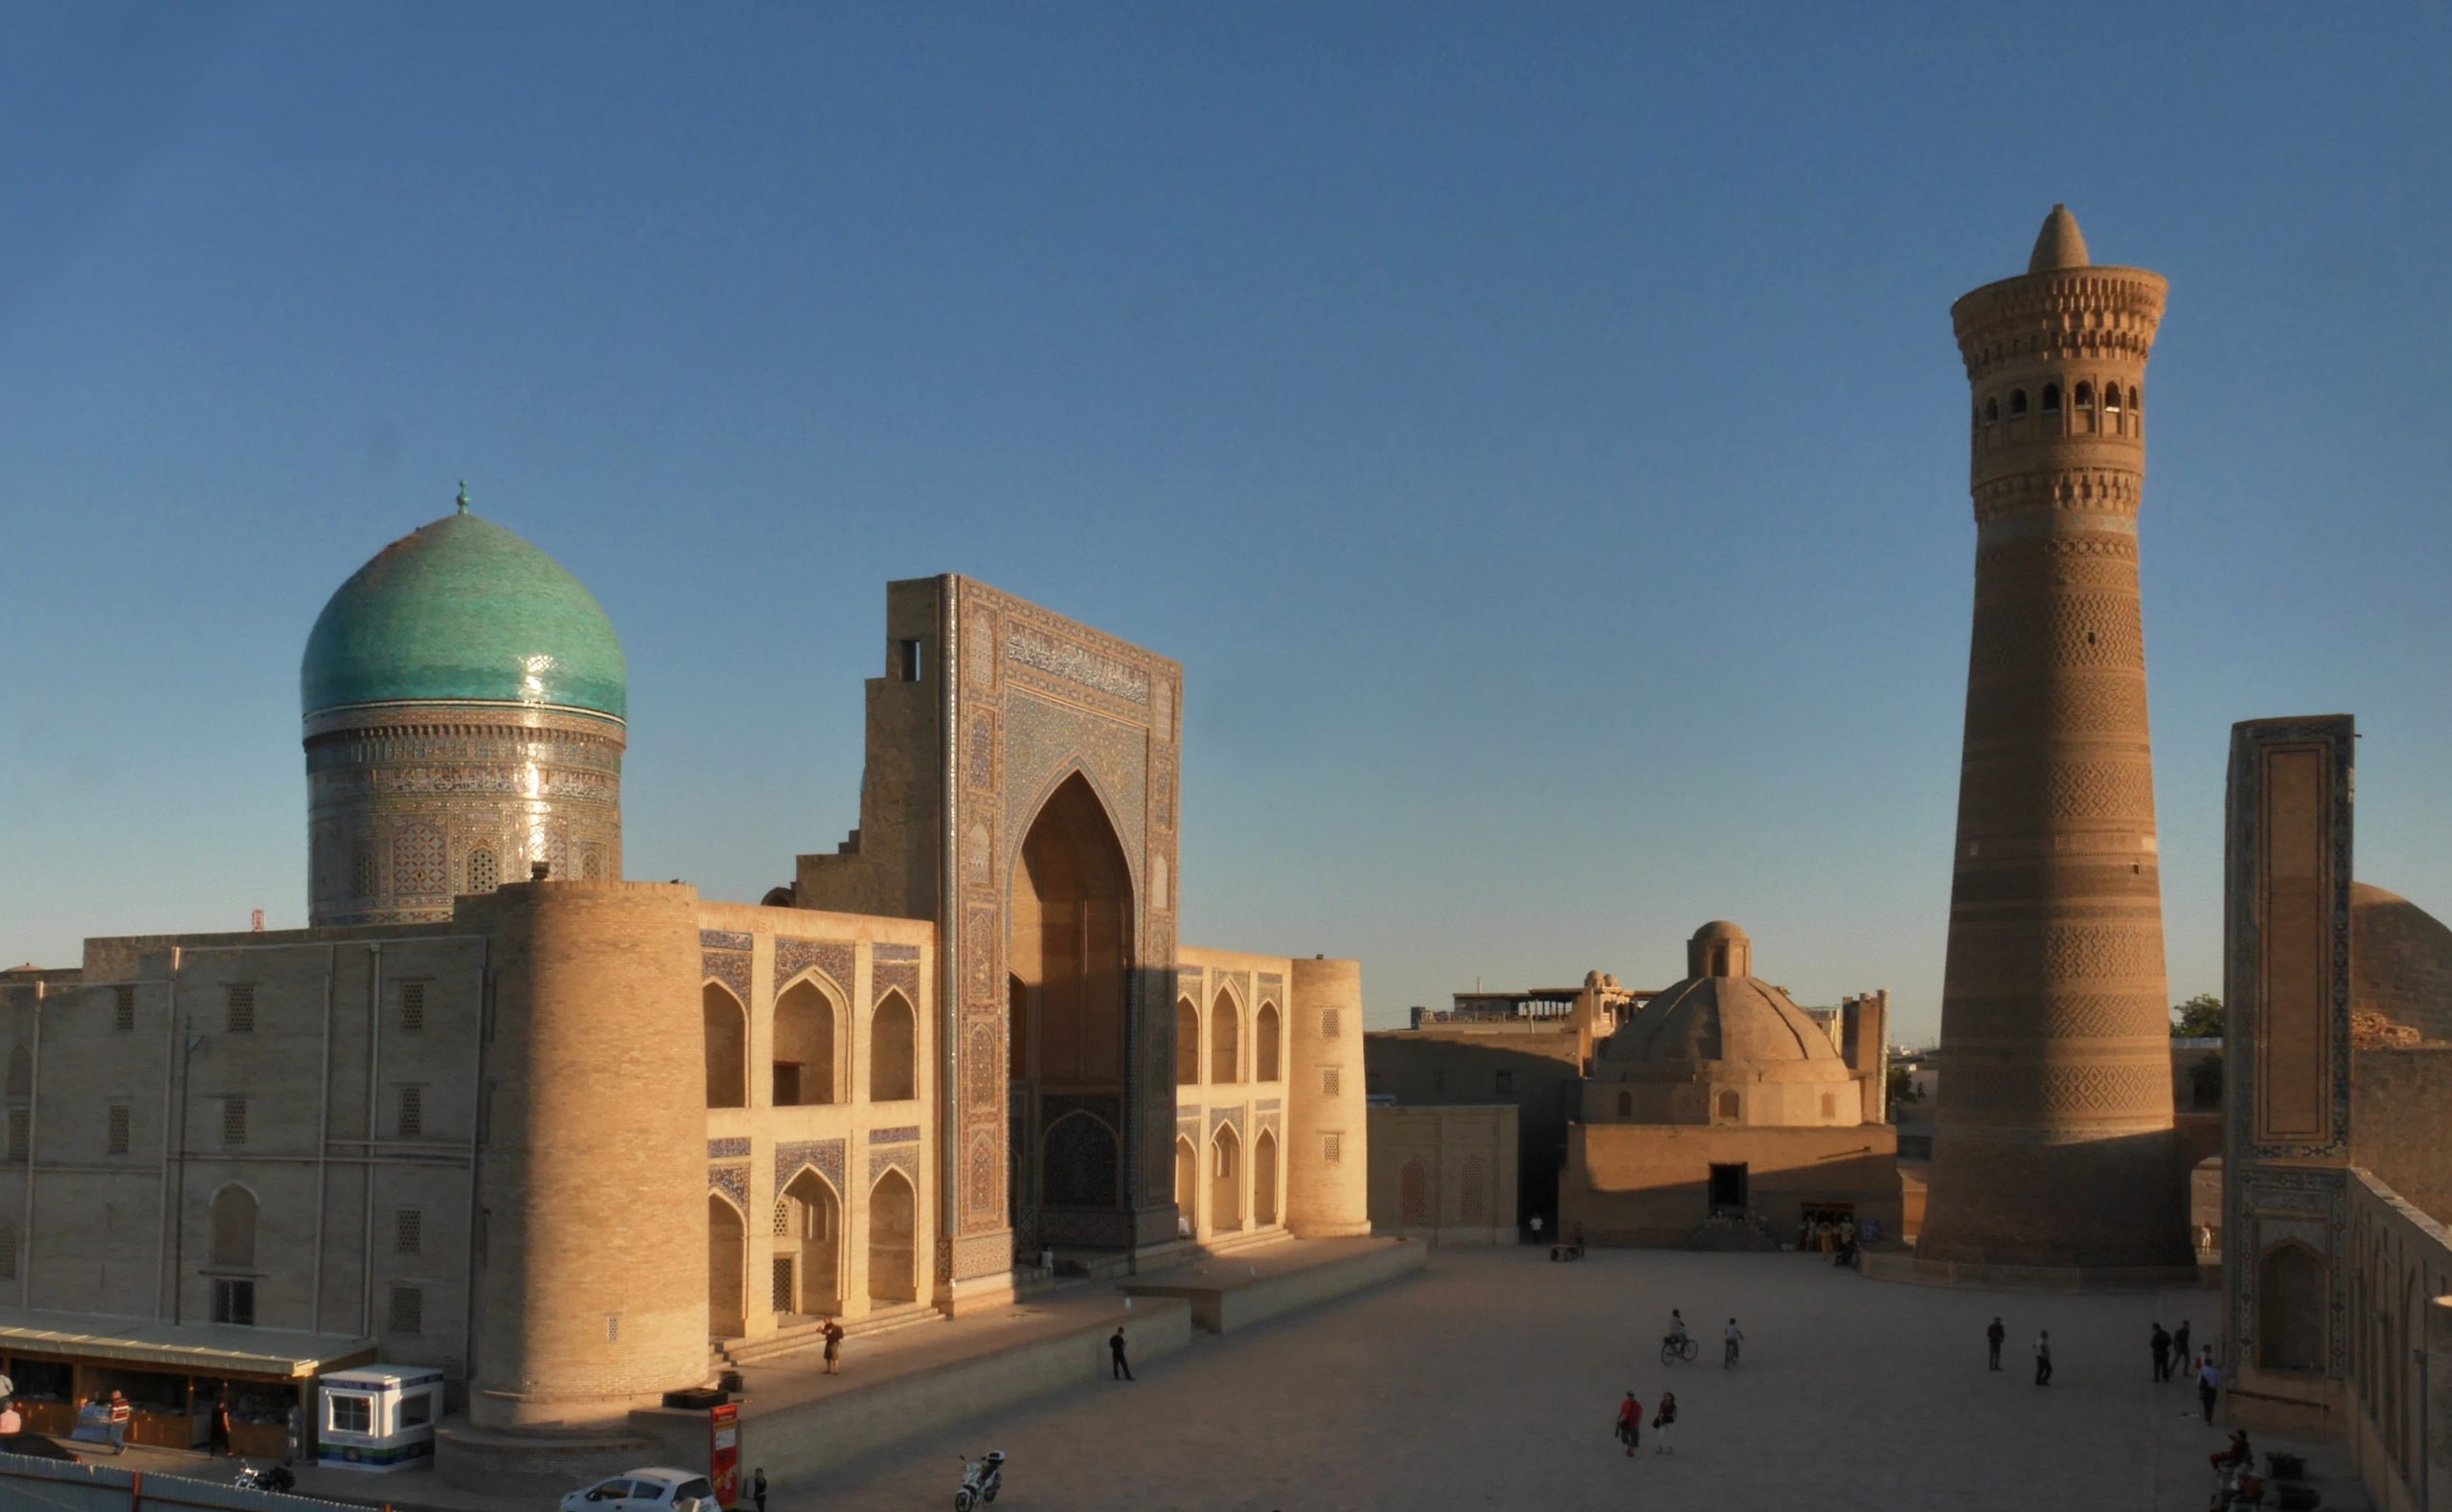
top-left (1918, 207), bottom-right (2189, 1270)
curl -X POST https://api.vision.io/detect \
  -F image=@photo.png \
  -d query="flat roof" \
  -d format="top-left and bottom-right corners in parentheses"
top-left (0, 1308), bottom-right (376, 1379)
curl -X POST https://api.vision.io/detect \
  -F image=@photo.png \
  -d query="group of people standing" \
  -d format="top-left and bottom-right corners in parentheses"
top-left (1978, 1314), bottom-right (2225, 1421)
top-left (1614, 1389), bottom-right (1677, 1456)
top-left (2150, 1319), bottom-right (2223, 1423)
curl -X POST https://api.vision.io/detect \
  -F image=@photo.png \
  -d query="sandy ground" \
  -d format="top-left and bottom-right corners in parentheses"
top-left (98, 1246), bottom-right (2369, 1511)
top-left (799, 1246), bottom-right (2366, 1512)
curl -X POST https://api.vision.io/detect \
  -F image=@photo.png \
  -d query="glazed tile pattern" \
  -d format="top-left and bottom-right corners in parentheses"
top-left (776, 938), bottom-right (855, 995)
top-left (301, 509), bottom-right (627, 718)
top-left (707, 1138), bottom-right (751, 1160)
top-left (774, 1139), bottom-right (846, 1196)
top-left (709, 1163), bottom-right (749, 1208)
top-left (304, 702), bottom-right (623, 927)
top-left (869, 1126), bottom-right (921, 1146)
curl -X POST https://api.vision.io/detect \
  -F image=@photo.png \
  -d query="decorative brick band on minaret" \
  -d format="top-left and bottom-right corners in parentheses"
top-left (1918, 207), bottom-right (2190, 1270)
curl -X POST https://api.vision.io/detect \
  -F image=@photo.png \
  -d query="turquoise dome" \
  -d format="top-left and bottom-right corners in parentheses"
top-left (302, 505), bottom-right (626, 719)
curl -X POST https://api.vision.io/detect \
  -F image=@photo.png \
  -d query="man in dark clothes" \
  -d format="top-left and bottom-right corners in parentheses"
top-left (1986, 1317), bottom-right (2006, 1370)
top-left (208, 1393), bottom-right (232, 1457)
top-left (2150, 1320), bottom-right (2172, 1382)
top-left (752, 1467), bottom-right (767, 1512)
top-left (2034, 1330), bottom-right (2053, 1386)
top-left (1110, 1326), bottom-right (1134, 1381)
top-left (2173, 1320), bottom-right (2192, 1382)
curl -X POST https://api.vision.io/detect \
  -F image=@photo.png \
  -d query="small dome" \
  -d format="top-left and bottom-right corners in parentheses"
top-left (302, 497), bottom-right (626, 720)
top-left (1603, 974), bottom-right (1849, 1072)
top-left (2029, 203), bottom-right (2091, 273)
top-left (1691, 920), bottom-right (1747, 941)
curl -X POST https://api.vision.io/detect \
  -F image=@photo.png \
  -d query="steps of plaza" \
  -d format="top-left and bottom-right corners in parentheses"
top-left (714, 1299), bottom-right (942, 1367)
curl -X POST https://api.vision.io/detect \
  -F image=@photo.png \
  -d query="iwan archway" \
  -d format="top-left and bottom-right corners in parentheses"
top-left (1007, 771), bottom-right (1135, 1256)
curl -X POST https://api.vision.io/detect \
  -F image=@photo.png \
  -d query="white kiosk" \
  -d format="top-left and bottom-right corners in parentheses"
top-left (315, 1365), bottom-right (444, 1473)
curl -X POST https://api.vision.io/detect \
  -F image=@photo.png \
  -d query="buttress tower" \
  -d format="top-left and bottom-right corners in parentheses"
top-left (1918, 207), bottom-right (2188, 1270)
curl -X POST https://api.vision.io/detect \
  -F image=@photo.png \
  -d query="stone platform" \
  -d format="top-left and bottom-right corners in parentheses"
top-left (1862, 1245), bottom-right (2206, 1293)
top-left (1118, 1234), bottom-right (1421, 1331)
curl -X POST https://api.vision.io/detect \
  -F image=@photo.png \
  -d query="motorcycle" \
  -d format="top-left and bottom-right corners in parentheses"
top-left (235, 1462), bottom-right (296, 1494)
top-left (954, 1450), bottom-right (1007, 1510)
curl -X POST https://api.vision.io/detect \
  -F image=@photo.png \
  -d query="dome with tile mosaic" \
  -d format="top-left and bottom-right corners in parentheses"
top-left (300, 486), bottom-right (626, 719)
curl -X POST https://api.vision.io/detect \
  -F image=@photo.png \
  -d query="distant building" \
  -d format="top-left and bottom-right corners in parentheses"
top-left (1563, 922), bottom-right (1899, 1247)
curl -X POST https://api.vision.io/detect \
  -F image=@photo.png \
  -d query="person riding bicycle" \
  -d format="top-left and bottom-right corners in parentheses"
top-left (1669, 1309), bottom-right (1688, 1347)
top-left (1723, 1318), bottom-right (1744, 1366)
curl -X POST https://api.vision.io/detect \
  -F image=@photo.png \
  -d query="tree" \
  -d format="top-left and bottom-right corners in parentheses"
top-left (2171, 993), bottom-right (2223, 1039)
top-left (1885, 1063), bottom-right (1922, 1113)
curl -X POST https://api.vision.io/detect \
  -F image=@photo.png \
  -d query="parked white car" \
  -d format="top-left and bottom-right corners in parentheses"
top-left (561, 1468), bottom-right (717, 1512)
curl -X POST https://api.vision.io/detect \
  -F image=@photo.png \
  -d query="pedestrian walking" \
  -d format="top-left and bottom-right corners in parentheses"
top-left (1651, 1391), bottom-right (1677, 1454)
top-left (752, 1467), bottom-right (768, 1512)
top-left (1110, 1326), bottom-right (1134, 1381)
top-left (106, 1390), bottom-right (131, 1454)
top-left (2150, 1320), bottom-right (2171, 1382)
top-left (821, 1317), bottom-right (845, 1374)
top-left (208, 1392), bottom-right (232, 1457)
top-left (1615, 1391), bottom-right (1641, 1456)
top-left (1531, 1213), bottom-right (1545, 1246)
top-left (2172, 1320), bottom-right (2191, 1381)
top-left (1986, 1317), bottom-right (2006, 1371)
top-left (2197, 1355), bottom-right (2221, 1424)
top-left (1723, 1318), bottom-right (1744, 1368)
top-left (2033, 1330), bottom-right (2053, 1387)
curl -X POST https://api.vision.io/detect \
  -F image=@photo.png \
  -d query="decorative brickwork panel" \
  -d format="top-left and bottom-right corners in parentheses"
top-left (775, 938), bottom-right (854, 996)
top-left (702, 949), bottom-right (750, 1004)
top-left (773, 1140), bottom-right (845, 1197)
top-left (709, 1164), bottom-right (749, 1207)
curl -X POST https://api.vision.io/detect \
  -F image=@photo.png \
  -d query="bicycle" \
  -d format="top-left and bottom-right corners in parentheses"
top-left (1723, 1337), bottom-right (1741, 1368)
top-left (1659, 1334), bottom-right (1698, 1365)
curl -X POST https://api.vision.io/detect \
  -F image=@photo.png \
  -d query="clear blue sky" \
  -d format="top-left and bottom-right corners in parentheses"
top-left (6, 5), bottom-right (2449, 1042)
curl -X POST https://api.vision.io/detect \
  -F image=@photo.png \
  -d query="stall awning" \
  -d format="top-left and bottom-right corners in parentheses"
top-left (0, 1308), bottom-right (376, 1379)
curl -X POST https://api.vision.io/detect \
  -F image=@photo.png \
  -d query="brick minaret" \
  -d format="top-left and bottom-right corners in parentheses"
top-left (1918, 207), bottom-right (2189, 1270)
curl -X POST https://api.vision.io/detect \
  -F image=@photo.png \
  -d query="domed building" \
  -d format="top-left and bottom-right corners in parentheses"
top-left (1589, 921), bottom-right (1866, 1128)
top-left (0, 488), bottom-right (1376, 1493)
top-left (1560, 921), bottom-right (1902, 1248)
top-left (301, 485), bottom-right (627, 924)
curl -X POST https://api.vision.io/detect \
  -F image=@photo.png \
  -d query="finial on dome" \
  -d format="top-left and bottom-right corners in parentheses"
top-left (455, 480), bottom-right (470, 514)
top-left (2029, 203), bottom-right (2090, 273)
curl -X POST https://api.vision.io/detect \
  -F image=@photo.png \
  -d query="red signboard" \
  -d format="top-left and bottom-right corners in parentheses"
top-left (709, 1402), bottom-right (741, 1507)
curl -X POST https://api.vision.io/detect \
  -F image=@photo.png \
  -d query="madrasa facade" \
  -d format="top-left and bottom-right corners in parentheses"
top-left (0, 493), bottom-right (1370, 1450)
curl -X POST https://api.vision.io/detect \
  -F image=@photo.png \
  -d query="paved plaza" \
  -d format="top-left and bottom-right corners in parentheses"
top-left (797, 1248), bottom-right (2366, 1512)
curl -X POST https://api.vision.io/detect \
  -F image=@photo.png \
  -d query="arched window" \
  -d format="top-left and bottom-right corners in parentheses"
top-left (4, 1045), bottom-right (29, 1099)
top-left (702, 983), bottom-right (747, 1109)
top-left (2102, 384), bottom-right (2123, 413)
top-left (1615, 1090), bottom-right (1633, 1118)
top-left (1211, 990), bottom-right (1240, 1084)
top-left (2041, 382), bottom-right (2061, 413)
top-left (2074, 380), bottom-right (2095, 409)
top-left (1714, 1090), bottom-right (1739, 1121)
top-left (1985, 396), bottom-right (1999, 424)
top-left (1255, 1003), bottom-right (1282, 1082)
top-left (467, 848), bottom-right (498, 894)
top-left (869, 991), bottom-right (917, 1102)
top-left (1820, 1092), bottom-right (1837, 1119)
top-left (772, 979), bottom-right (838, 1107)
top-left (1175, 999), bottom-right (1200, 1087)
top-left (210, 1185), bottom-right (258, 1269)
top-left (2009, 389), bottom-right (2029, 417)
top-left (2128, 384), bottom-right (2142, 414)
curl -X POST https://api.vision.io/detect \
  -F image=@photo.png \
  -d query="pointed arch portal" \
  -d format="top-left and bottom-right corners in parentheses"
top-left (1008, 772), bottom-right (1135, 1257)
